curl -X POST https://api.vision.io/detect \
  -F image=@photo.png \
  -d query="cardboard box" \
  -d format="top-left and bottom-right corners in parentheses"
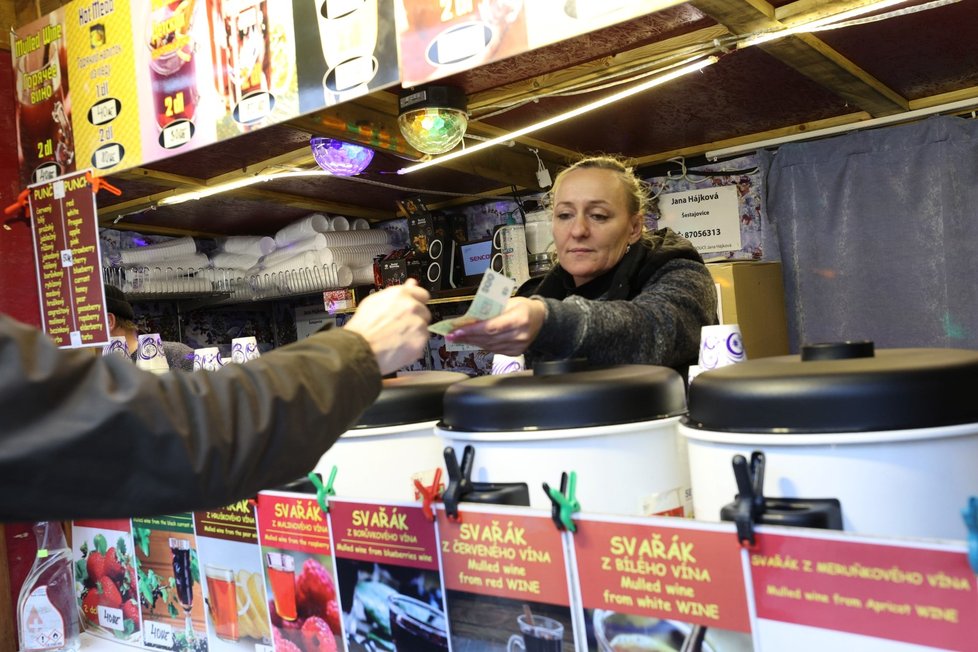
top-left (707, 261), bottom-right (789, 359)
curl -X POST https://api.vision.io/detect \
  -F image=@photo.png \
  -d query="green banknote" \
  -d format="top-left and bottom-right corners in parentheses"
top-left (428, 269), bottom-right (517, 335)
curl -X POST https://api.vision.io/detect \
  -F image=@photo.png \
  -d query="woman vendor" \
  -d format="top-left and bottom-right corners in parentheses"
top-left (447, 156), bottom-right (718, 371)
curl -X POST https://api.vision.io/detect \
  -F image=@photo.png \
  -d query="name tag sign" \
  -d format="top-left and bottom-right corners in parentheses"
top-left (658, 186), bottom-right (741, 254)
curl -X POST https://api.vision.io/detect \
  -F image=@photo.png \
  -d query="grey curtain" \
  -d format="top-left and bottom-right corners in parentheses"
top-left (767, 115), bottom-right (978, 352)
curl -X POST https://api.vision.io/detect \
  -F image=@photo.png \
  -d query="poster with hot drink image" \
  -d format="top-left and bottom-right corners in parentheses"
top-left (63, 0), bottom-right (142, 173)
top-left (194, 500), bottom-right (273, 649)
top-left (394, 0), bottom-right (528, 87)
top-left (72, 519), bottom-right (142, 644)
top-left (438, 505), bottom-right (577, 652)
top-left (291, 0), bottom-right (400, 114)
top-left (132, 0), bottom-right (219, 160)
top-left (204, 0), bottom-right (300, 138)
top-left (256, 490), bottom-right (343, 652)
top-left (11, 6), bottom-right (75, 185)
top-left (330, 498), bottom-right (448, 652)
top-left (132, 514), bottom-right (208, 650)
top-left (571, 515), bottom-right (754, 652)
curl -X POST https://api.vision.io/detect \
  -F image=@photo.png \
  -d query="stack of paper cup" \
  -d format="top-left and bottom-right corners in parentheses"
top-left (135, 333), bottom-right (170, 374)
top-left (698, 324), bottom-right (746, 371)
top-left (231, 336), bottom-right (261, 363)
top-left (193, 347), bottom-right (223, 371)
top-left (102, 336), bottom-right (130, 358)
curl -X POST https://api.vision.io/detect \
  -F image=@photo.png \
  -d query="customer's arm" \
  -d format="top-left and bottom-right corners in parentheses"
top-left (0, 316), bottom-right (379, 520)
top-left (0, 281), bottom-right (431, 521)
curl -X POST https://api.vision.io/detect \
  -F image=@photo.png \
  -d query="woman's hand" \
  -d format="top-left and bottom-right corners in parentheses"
top-left (447, 297), bottom-right (546, 355)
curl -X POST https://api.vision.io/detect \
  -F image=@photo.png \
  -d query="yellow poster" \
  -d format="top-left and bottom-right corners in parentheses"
top-left (65, 0), bottom-right (142, 173)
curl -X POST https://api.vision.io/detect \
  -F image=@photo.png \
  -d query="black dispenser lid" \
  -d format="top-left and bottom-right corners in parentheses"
top-left (686, 342), bottom-right (978, 433)
top-left (440, 362), bottom-right (686, 432)
top-left (355, 371), bottom-right (469, 428)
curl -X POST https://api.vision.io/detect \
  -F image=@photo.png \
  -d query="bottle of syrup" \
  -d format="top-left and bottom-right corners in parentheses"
top-left (17, 521), bottom-right (80, 651)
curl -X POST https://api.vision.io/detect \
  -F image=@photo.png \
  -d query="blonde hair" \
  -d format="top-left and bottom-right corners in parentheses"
top-left (549, 155), bottom-right (651, 216)
top-left (548, 155), bottom-right (654, 246)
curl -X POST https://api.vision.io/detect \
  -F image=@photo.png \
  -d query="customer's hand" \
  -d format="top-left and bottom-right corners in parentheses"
top-left (345, 279), bottom-right (432, 374)
top-left (447, 296), bottom-right (546, 356)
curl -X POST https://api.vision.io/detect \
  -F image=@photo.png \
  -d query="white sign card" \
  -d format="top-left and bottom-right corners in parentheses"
top-left (658, 185), bottom-right (742, 254)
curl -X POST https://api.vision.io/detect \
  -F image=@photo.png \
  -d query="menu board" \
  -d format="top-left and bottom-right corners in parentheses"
top-left (256, 490), bottom-right (343, 652)
top-left (438, 506), bottom-right (579, 652)
top-left (10, 0), bottom-right (401, 182)
top-left (193, 500), bottom-right (272, 648)
top-left (330, 498), bottom-right (447, 652)
top-left (58, 499), bottom-right (978, 652)
top-left (28, 170), bottom-right (108, 348)
top-left (64, 0), bottom-right (141, 173)
top-left (750, 529), bottom-right (978, 652)
top-left (394, 0), bottom-right (684, 86)
top-left (71, 519), bottom-right (142, 645)
top-left (11, 6), bottom-right (75, 186)
top-left (292, 0), bottom-right (401, 114)
top-left (131, 514), bottom-right (207, 649)
top-left (571, 514), bottom-right (755, 651)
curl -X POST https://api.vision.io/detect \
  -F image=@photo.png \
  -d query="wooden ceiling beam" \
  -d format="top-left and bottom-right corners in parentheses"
top-left (466, 25), bottom-right (730, 114)
top-left (762, 34), bottom-right (907, 114)
top-left (691, 0), bottom-right (907, 116)
top-left (98, 183), bottom-right (390, 225)
top-left (229, 186), bottom-right (392, 220)
top-left (630, 110), bottom-right (870, 166)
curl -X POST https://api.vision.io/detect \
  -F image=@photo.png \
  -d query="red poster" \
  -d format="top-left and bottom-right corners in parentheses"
top-left (750, 530), bottom-right (978, 651)
top-left (440, 507), bottom-right (570, 605)
top-left (573, 515), bottom-right (754, 651)
top-left (11, 7), bottom-right (75, 186)
top-left (438, 506), bottom-right (578, 652)
top-left (331, 499), bottom-right (448, 651)
top-left (29, 171), bottom-right (108, 348)
top-left (331, 499), bottom-right (439, 571)
top-left (255, 490), bottom-right (342, 651)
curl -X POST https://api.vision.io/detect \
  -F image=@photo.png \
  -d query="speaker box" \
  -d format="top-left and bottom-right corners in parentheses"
top-left (423, 216), bottom-right (459, 291)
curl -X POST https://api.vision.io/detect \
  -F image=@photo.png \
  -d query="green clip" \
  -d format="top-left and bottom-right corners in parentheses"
top-left (545, 471), bottom-right (580, 533)
top-left (36, 548), bottom-right (48, 559)
top-left (308, 466), bottom-right (337, 517)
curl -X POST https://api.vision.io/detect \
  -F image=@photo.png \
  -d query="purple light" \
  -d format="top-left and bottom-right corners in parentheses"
top-left (310, 137), bottom-right (374, 176)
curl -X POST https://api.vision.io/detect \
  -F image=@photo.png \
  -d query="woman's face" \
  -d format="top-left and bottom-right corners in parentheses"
top-left (552, 167), bottom-right (642, 286)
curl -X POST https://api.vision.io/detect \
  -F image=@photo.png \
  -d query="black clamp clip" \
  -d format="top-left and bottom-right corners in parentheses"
top-left (730, 451), bottom-right (766, 547)
top-left (442, 445), bottom-right (475, 521)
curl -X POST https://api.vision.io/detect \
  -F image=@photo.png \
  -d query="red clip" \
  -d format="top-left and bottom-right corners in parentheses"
top-left (85, 171), bottom-right (122, 196)
top-left (247, 497), bottom-right (259, 510)
top-left (413, 468), bottom-right (443, 522)
top-left (3, 189), bottom-right (29, 216)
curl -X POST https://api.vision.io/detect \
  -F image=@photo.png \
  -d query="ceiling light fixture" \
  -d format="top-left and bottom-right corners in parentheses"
top-left (310, 137), bottom-right (375, 176)
top-left (157, 169), bottom-right (330, 206)
top-left (397, 85), bottom-right (469, 155)
top-left (398, 56), bottom-right (718, 175)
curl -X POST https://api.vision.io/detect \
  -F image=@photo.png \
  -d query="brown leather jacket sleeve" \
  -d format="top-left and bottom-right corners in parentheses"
top-left (0, 314), bottom-right (381, 521)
